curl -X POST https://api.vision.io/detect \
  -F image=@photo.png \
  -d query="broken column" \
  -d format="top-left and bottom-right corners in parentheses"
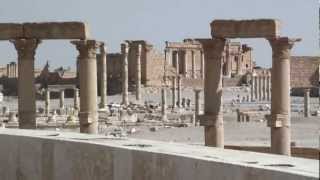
top-left (121, 42), bottom-right (129, 106)
top-left (194, 89), bottom-right (201, 125)
top-left (177, 75), bottom-right (182, 108)
top-left (99, 43), bottom-right (107, 109)
top-left (11, 39), bottom-right (41, 129)
top-left (304, 88), bottom-right (310, 118)
top-left (74, 88), bottom-right (80, 110)
top-left (71, 40), bottom-right (100, 134)
top-left (198, 38), bottom-right (226, 148)
top-left (171, 76), bottom-right (177, 109)
top-left (59, 89), bottom-right (65, 110)
top-left (268, 37), bottom-right (300, 155)
top-left (136, 44), bottom-right (142, 102)
top-left (161, 88), bottom-right (167, 121)
top-left (45, 89), bottom-right (50, 116)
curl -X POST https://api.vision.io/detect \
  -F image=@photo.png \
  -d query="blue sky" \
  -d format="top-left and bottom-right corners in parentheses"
top-left (0, 0), bottom-right (318, 69)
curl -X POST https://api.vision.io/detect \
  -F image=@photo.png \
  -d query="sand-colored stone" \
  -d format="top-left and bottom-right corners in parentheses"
top-left (0, 23), bottom-right (23, 40)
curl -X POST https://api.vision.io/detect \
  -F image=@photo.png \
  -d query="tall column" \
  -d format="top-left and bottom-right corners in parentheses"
top-left (177, 75), bottom-right (182, 108)
top-left (258, 75), bottom-right (262, 101)
top-left (251, 73), bottom-right (256, 101)
top-left (71, 40), bottom-right (100, 134)
top-left (266, 72), bottom-right (271, 101)
top-left (268, 37), bottom-right (300, 155)
top-left (183, 51), bottom-right (188, 77)
top-left (45, 89), bottom-right (50, 116)
top-left (198, 38), bottom-right (226, 148)
top-left (254, 75), bottom-right (258, 100)
top-left (74, 88), bottom-right (80, 110)
top-left (121, 42), bottom-right (129, 106)
top-left (161, 88), bottom-right (167, 121)
top-left (191, 50), bottom-right (196, 78)
top-left (172, 76), bottom-right (176, 109)
top-left (11, 39), bottom-right (41, 129)
top-left (59, 89), bottom-right (65, 109)
top-left (99, 43), bottom-right (107, 109)
top-left (304, 88), bottom-right (310, 118)
top-left (175, 51), bottom-right (179, 75)
top-left (136, 44), bottom-right (142, 102)
top-left (200, 51), bottom-right (205, 79)
top-left (194, 89), bottom-right (201, 125)
top-left (6, 64), bottom-right (10, 77)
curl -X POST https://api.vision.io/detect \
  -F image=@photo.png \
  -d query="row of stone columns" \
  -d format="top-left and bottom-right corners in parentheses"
top-left (199, 37), bottom-right (300, 156)
top-left (251, 72), bottom-right (271, 102)
top-left (6, 62), bottom-right (18, 78)
top-left (165, 49), bottom-right (205, 79)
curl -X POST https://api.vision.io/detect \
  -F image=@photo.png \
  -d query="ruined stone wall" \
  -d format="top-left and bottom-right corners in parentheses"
top-left (145, 48), bottom-right (165, 86)
top-left (290, 56), bottom-right (320, 96)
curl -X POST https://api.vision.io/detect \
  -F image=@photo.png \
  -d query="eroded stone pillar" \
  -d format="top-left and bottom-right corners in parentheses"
top-left (251, 73), bottom-right (256, 101)
top-left (268, 37), bottom-right (300, 156)
top-left (175, 51), bottom-right (179, 75)
top-left (194, 89), bottom-right (201, 125)
top-left (262, 72), bottom-right (267, 101)
top-left (200, 51), bottom-right (205, 79)
top-left (121, 42), bottom-right (129, 106)
top-left (254, 75), bottom-right (258, 100)
top-left (161, 88), bottom-right (167, 121)
top-left (71, 40), bottom-right (100, 134)
top-left (74, 88), bottom-right (80, 110)
top-left (183, 51), bottom-right (188, 77)
top-left (11, 39), bottom-right (41, 129)
top-left (198, 38), bottom-right (226, 148)
top-left (59, 89), bottom-right (65, 109)
top-left (258, 75), bottom-right (262, 101)
top-left (99, 43), bottom-right (107, 109)
top-left (45, 89), bottom-right (50, 116)
top-left (304, 88), bottom-right (310, 118)
top-left (136, 44), bottom-right (142, 102)
top-left (177, 75), bottom-right (182, 108)
top-left (191, 50), bottom-right (196, 78)
top-left (266, 72), bottom-right (271, 101)
top-left (172, 76), bottom-right (177, 109)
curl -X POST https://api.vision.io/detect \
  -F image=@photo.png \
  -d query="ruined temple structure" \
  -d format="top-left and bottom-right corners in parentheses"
top-left (165, 39), bottom-right (254, 79)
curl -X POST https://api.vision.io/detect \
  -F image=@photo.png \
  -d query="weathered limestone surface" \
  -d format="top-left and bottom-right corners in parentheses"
top-left (211, 19), bottom-right (280, 38)
top-left (0, 129), bottom-right (318, 180)
top-left (24, 22), bottom-right (90, 39)
top-left (0, 23), bottom-right (23, 40)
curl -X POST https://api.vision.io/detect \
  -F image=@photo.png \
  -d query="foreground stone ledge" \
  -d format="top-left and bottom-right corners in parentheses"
top-left (0, 129), bottom-right (318, 180)
top-left (211, 19), bottom-right (280, 38)
top-left (0, 23), bottom-right (23, 40)
top-left (23, 22), bottom-right (90, 39)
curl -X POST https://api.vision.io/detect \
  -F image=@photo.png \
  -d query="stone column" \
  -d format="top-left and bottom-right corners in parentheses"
top-left (177, 75), bottom-right (182, 108)
top-left (266, 72), bottom-right (271, 101)
top-left (74, 88), bottom-right (80, 110)
top-left (194, 89), bottom-right (201, 125)
top-left (175, 51), bottom-right (179, 75)
top-left (198, 38), bottom-right (226, 148)
top-left (262, 71), bottom-right (267, 101)
top-left (59, 90), bottom-right (65, 109)
top-left (251, 73), bottom-right (256, 101)
top-left (6, 64), bottom-right (10, 77)
top-left (172, 76), bottom-right (177, 109)
top-left (11, 39), bottom-right (41, 129)
top-left (200, 51), bottom-right (205, 79)
top-left (121, 42), bottom-right (129, 106)
top-left (71, 40), bottom-right (100, 134)
top-left (254, 75), bottom-right (258, 100)
top-left (161, 88), bottom-right (167, 121)
top-left (136, 44), bottom-right (142, 102)
top-left (99, 43), bottom-right (107, 109)
top-left (304, 88), bottom-right (310, 118)
top-left (258, 75), bottom-right (262, 101)
top-left (191, 50), bottom-right (196, 78)
top-left (268, 37), bottom-right (300, 156)
top-left (183, 50), bottom-right (188, 77)
top-left (45, 89), bottom-right (50, 116)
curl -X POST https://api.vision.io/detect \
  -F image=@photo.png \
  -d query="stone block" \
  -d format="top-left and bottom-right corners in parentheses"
top-left (0, 23), bottom-right (23, 40)
top-left (211, 19), bottom-right (280, 38)
top-left (23, 22), bottom-right (90, 39)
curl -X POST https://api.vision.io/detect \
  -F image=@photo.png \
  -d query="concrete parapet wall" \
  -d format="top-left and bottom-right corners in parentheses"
top-left (0, 129), bottom-right (318, 180)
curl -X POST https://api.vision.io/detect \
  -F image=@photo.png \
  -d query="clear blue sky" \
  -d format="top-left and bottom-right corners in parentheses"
top-left (0, 0), bottom-right (318, 69)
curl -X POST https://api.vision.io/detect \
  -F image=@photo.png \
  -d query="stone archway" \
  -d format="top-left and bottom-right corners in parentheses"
top-left (198, 19), bottom-right (301, 156)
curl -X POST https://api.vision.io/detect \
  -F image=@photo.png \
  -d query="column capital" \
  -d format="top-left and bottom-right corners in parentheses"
top-left (268, 37), bottom-right (301, 59)
top-left (71, 40), bottom-right (101, 59)
top-left (10, 39), bottom-right (41, 60)
top-left (196, 38), bottom-right (226, 59)
top-left (121, 42), bottom-right (129, 54)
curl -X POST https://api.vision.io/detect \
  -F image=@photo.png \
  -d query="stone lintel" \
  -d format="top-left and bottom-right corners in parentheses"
top-left (0, 23), bottom-right (23, 40)
top-left (24, 22), bottom-right (90, 39)
top-left (211, 19), bottom-right (281, 38)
